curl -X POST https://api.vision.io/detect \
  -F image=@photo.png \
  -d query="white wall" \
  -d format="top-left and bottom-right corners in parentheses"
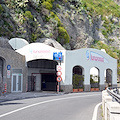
top-left (65, 48), bottom-right (117, 87)
top-left (17, 43), bottom-right (117, 89)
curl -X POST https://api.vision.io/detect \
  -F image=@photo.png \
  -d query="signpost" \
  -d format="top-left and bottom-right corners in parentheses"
top-left (56, 66), bottom-right (62, 93)
top-left (53, 52), bottom-right (63, 93)
top-left (7, 65), bottom-right (11, 78)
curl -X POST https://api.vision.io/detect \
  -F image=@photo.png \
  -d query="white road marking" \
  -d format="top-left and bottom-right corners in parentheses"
top-left (92, 102), bottom-right (102, 120)
top-left (0, 93), bottom-right (101, 118)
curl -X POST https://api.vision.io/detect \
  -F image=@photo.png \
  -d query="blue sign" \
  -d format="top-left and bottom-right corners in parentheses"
top-left (7, 65), bottom-right (11, 70)
top-left (53, 52), bottom-right (62, 60)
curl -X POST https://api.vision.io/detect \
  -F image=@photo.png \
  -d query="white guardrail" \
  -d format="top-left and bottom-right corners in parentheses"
top-left (102, 88), bottom-right (120, 120)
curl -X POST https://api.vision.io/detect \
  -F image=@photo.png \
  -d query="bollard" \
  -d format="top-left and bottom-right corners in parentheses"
top-left (102, 90), bottom-right (109, 116)
top-left (104, 96), bottom-right (112, 120)
top-left (106, 102), bottom-right (120, 120)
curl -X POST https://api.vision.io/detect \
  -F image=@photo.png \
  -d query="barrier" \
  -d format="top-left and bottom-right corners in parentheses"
top-left (4, 83), bottom-right (7, 93)
top-left (102, 89), bottom-right (120, 120)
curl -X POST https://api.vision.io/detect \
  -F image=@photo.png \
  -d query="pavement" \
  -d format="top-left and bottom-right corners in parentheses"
top-left (0, 91), bottom-right (64, 103)
top-left (0, 92), bottom-right (103, 120)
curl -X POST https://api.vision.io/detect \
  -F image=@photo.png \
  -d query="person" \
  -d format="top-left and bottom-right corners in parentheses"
top-left (42, 80), bottom-right (46, 89)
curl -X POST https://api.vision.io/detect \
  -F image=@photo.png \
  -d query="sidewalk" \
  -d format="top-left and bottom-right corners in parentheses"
top-left (0, 92), bottom-right (63, 103)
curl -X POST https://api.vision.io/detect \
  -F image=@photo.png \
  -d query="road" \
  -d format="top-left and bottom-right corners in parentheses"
top-left (0, 92), bottom-right (102, 120)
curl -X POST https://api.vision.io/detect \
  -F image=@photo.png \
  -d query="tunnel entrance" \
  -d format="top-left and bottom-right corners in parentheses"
top-left (27, 59), bottom-right (58, 92)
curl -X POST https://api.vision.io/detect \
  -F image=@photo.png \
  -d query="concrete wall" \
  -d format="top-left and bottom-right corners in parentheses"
top-left (0, 47), bottom-right (27, 94)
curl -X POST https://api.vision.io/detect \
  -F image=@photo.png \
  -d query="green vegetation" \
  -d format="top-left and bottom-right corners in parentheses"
top-left (0, 4), bottom-right (4, 14)
top-left (91, 41), bottom-right (118, 59)
top-left (6, 0), bottom-right (28, 9)
top-left (81, 0), bottom-right (120, 17)
top-left (90, 75), bottom-right (99, 88)
top-left (69, 0), bottom-right (120, 38)
top-left (101, 17), bottom-right (116, 38)
top-left (101, 29), bottom-right (108, 39)
top-left (41, 0), bottom-right (55, 3)
top-left (41, 1), bottom-right (53, 10)
top-left (73, 74), bottom-right (84, 89)
top-left (1, 0), bottom-right (119, 48)
top-left (57, 27), bottom-right (70, 44)
top-left (39, 0), bottom-right (70, 44)
top-left (24, 11), bottom-right (33, 20)
top-left (50, 11), bottom-right (61, 26)
top-left (40, 0), bottom-right (55, 10)
top-left (61, 0), bottom-right (68, 3)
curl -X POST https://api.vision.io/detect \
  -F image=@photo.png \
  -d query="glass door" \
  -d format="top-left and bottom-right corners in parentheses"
top-left (12, 74), bottom-right (22, 92)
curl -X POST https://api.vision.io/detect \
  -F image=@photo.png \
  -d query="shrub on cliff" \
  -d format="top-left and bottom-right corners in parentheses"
top-left (57, 27), bottom-right (70, 44)
top-left (41, 1), bottom-right (53, 10)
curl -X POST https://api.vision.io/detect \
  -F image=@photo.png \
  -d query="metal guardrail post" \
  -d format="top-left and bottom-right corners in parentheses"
top-left (107, 87), bottom-right (120, 103)
top-left (103, 88), bottom-right (120, 120)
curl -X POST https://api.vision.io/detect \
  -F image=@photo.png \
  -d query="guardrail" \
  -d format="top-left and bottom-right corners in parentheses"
top-left (107, 87), bottom-right (120, 103)
top-left (102, 88), bottom-right (120, 120)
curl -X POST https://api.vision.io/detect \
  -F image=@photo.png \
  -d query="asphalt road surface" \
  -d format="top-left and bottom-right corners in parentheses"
top-left (0, 92), bottom-right (102, 120)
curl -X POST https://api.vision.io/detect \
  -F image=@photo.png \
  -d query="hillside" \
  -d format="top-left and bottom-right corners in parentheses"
top-left (0, 0), bottom-right (119, 47)
top-left (0, 1), bottom-right (120, 56)
top-left (0, 0), bottom-right (120, 79)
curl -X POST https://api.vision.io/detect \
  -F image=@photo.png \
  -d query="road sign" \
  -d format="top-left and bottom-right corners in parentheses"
top-left (57, 71), bottom-right (62, 76)
top-left (53, 52), bottom-right (62, 60)
top-left (7, 65), bottom-right (11, 70)
top-left (57, 65), bottom-right (62, 71)
top-left (57, 76), bottom-right (62, 82)
top-left (7, 70), bottom-right (10, 78)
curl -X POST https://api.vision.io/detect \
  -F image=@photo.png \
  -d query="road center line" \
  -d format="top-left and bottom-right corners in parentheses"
top-left (0, 93), bottom-right (101, 118)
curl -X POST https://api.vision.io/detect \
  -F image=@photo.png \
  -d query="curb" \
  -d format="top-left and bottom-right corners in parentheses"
top-left (0, 92), bottom-right (64, 103)
top-left (92, 102), bottom-right (102, 120)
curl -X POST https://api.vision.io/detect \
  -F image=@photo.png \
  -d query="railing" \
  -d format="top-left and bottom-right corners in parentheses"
top-left (107, 87), bottom-right (120, 103)
top-left (102, 88), bottom-right (120, 120)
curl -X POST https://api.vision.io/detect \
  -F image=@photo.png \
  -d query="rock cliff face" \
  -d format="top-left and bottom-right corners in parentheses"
top-left (0, 0), bottom-right (120, 79)
top-left (0, 0), bottom-right (120, 50)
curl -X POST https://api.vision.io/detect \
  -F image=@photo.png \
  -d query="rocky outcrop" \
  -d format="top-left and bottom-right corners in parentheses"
top-left (0, 0), bottom-right (120, 50)
top-left (36, 38), bottom-right (65, 50)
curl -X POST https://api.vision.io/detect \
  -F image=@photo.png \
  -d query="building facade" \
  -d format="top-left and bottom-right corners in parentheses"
top-left (0, 40), bottom-right (117, 94)
top-left (16, 43), bottom-right (117, 93)
top-left (0, 47), bottom-right (27, 95)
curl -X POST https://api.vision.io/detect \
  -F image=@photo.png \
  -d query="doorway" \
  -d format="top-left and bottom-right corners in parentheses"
top-left (27, 59), bottom-right (58, 91)
top-left (72, 66), bottom-right (84, 89)
top-left (105, 69), bottom-right (112, 87)
top-left (12, 74), bottom-right (22, 92)
top-left (41, 73), bottom-right (57, 91)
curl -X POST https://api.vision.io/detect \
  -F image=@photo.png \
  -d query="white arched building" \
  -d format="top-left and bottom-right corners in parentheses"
top-left (65, 48), bottom-right (117, 92)
top-left (16, 43), bottom-right (117, 92)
